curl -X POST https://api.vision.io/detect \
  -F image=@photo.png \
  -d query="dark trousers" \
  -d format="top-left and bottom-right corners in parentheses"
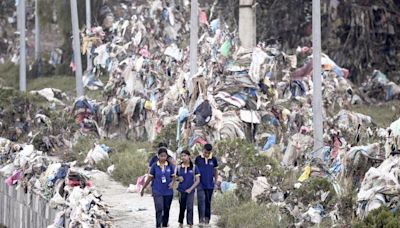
top-left (178, 191), bottom-right (195, 225)
top-left (153, 195), bottom-right (173, 228)
top-left (197, 189), bottom-right (213, 223)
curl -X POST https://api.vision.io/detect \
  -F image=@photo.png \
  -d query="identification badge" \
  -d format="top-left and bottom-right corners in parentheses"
top-left (161, 175), bottom-right (167, 184)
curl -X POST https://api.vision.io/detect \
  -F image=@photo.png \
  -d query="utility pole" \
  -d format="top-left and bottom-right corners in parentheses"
top-left (189, 0), bottom-right (198, 81)
top-left (18, 0), bottom-right (26, 91)
top-left (186, 0), bottom-right (199, 147)
top-left (312, 0), bottom-right (323, 152)
top-left (34, 0), bottom-right (40, 61)
top-left (17, 1), bottom-right (21, 31)
top-left (239, 0), bottom-right (256, 49)
top-left (70, 0), bottom-right (84, 97)
top-left (85, 0), bottom-right (92, 72)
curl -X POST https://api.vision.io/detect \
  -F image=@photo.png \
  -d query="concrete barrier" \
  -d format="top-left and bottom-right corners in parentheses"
top-left (0, 175), bottom-right (63, 228)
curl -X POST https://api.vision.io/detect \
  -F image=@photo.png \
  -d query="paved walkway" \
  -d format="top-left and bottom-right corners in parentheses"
top-left (90, 170), bottom-right (218, 228)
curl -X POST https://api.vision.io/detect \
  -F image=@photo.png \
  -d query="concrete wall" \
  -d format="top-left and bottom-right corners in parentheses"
top-left (0, 175), bottom-right (60, 228)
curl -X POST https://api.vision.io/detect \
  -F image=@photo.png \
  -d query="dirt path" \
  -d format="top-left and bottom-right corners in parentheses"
top-left (90, 170), bottom-right (218, 228)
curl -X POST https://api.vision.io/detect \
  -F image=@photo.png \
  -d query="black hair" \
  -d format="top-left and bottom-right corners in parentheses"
top-left (158, 147), bottom-right (168, 156)
top-left (158, 142), bottom-right (168, 148)
top-left (181, 149), bottom-right (193, 168)
top-left (181, 150), bottom-right (191, 156)
top-left (204, 143), bottom-right (213, 152)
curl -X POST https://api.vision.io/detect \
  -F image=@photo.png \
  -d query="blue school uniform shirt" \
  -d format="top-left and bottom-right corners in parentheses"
top-left (195, 155), bottom-right (218, 190)
top-left (176, 164), bottom-right (200, 193)
top-left (149, 161), bottom-right (175, 196)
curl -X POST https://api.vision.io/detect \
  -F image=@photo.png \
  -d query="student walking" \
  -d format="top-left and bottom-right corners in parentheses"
top-left (176, 150), bottom-right (200, 228)
top-left (195, 143), bottom-right (219, 225)
top-left (141, 147), bottom-right (176, 228)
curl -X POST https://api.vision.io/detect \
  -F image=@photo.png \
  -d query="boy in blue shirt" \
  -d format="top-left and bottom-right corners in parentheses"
top-left (176, 150), bottom-right (200, 228)
top-left (195, 143), bottom-right (219, 225)
top-left (141, 148), bottom-right (176, 228)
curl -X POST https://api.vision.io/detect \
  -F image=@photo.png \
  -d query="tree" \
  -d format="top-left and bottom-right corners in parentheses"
top-left (37, 0), bottom-right (104, 75)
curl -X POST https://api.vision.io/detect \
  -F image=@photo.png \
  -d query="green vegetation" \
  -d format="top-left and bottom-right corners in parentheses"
top-left (71, 137), bottom-right (152, 186)
top-left (211, 139), bottom-right (291, 227)
top-left (0, 61), bottom-right (18, 88)
top-left (352, 102), bottom-right (399, 128)
top-left (27, 74), bottom-right (108, 100)
top-left (0, 87), bottom-right (40, 123)
top-left (0, 61), bottom-right (108, 102)
top-left (292, 177), bottom-right (337, 207)
top-left (212, 192), bottom-right (240, 215)
top-left (37, 0), bottom-right (107, 75)
top-left (213, 139), bottom-right (282, 200)
top-left (324, 176), bottom-right (357, 225)
top-left (353, 207), bottom-right (400, 228)
top-left (217, 200), bottom-right (289, 228)
top-left (154, 122), bottom-right (178, 151)
top-left (28, 75), bottom-right (75, 92)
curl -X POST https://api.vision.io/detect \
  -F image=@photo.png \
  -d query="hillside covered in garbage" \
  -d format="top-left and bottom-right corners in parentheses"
top-left (1, 0), bottom-right (400, 227)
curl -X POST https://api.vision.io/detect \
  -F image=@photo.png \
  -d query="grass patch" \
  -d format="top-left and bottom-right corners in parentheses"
top-left (352, 101), bottom-right (399, 128)
top-left (0, 61), bottom-right (108, 101)
top-left (27, 74), bottom-right (108, 101)
top-left (27, 75), bottom-right (76, 93)
top-left (217, 200), bottom-right (289, 228)
top-left (68, 135), bottom-right (97, 164)
top-left (71, 137), bottom-right (152, 186)
top-left (0, 61), bottom-right (18, 88)
top-left (212, 192), bottom-right (240, 215)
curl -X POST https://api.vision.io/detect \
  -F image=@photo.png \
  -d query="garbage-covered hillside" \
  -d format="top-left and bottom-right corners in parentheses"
top-left (248, 0), bottom-right (400, 84)
top-left (1, 0), bottom-right (400, 227)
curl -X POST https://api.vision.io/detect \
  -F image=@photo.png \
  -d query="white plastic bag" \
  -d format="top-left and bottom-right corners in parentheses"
top-left (251, 176), bottom-right (270, 201)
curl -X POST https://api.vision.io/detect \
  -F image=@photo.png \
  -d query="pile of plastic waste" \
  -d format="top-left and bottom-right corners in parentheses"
top-left (0, 140), bottom-right (112, 227)
top-left (1, 0), bottom-right (400, 226)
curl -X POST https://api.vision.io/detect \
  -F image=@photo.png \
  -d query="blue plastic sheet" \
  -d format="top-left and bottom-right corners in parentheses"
top-left (262, 135), bottom-right (276, 151)
top-left (210, 19), bottom-right (220, 33)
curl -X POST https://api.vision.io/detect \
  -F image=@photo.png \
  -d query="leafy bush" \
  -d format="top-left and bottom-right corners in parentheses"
top-left (289, 177), bottom-right (337, 210)
top-left (154, 122), bottom-right (177, 151)
top-left (213, 139), bottom-right (283, 201)
top-left (0, 88), bottom-right (47, 140)
top-left (353, 207), bottom-right (400, 228)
